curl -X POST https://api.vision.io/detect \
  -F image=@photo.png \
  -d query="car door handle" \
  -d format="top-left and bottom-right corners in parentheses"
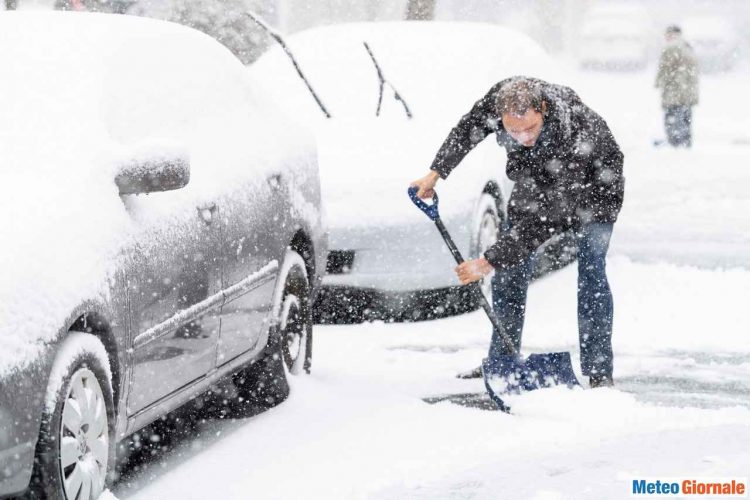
top-left (197, 203), bottom-right (217, 225)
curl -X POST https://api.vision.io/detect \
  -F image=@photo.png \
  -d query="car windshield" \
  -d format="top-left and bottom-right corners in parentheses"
top-left (250, 22), bottom-right (553, 125)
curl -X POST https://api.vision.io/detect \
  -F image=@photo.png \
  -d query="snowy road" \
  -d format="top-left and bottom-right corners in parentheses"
top-left (112, 69), bottom-right (750, 499)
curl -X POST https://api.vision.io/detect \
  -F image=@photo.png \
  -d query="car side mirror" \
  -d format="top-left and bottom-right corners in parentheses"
top-left (115, 155), bottom-right (190, 195)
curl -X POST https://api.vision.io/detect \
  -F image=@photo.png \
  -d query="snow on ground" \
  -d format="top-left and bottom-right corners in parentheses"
top-left (114, 66), bottom-right (750, 499)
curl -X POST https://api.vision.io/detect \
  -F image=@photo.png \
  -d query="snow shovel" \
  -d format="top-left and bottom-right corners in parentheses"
top-left (407, 187), bottom-right (580, 412)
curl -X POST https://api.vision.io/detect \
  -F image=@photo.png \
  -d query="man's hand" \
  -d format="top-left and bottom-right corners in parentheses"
top-left (410, 170), bottom-right (440, 199)
top-left (455, 257), bottom-right (494, 285)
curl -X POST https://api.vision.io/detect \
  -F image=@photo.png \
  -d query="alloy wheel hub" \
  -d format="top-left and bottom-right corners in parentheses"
top-left (60, 368), bottom-right (108, 500)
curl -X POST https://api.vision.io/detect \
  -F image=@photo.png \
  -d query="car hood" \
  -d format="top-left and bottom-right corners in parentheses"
top-left (315, 116), bottom-right (472, 229)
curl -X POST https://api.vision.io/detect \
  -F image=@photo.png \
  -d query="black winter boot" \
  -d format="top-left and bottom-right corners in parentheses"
top-left (589, 374), bottom-right (614, 388)
top-left (456, 365), bottom-right (483, 379)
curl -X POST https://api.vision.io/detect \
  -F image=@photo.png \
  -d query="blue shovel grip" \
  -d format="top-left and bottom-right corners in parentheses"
top-left (407, 186), bottom-right (440, 221)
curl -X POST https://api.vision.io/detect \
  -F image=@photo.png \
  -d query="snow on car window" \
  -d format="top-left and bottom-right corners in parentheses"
top-left (0, 12), bottom-right (315, 376)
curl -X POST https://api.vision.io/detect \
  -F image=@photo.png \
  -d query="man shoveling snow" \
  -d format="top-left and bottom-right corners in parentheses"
top-left (411, 76), bottom-right (624, 388)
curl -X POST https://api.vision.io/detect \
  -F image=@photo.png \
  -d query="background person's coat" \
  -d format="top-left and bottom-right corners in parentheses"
top-left (430, 77), bottom-right (624, 270)
top-left (655, 38), bottom-right (700, 108)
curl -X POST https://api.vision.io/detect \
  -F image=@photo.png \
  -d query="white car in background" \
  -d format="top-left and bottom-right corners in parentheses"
top-left (576, 3), bottom-right (652, 70)
top-left (249, 21), bottom-right (568, 322)
top-left (681, 16), bottom-right (740, 72)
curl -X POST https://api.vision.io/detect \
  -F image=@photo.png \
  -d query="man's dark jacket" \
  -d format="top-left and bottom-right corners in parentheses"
top-left (430, 77), bottom-right (625, 270)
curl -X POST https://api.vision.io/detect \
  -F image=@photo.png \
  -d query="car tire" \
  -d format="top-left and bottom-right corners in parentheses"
top-left (472, 193), bottom-right (501, 305)
top-left (233, 249), bottom-right (312, 410)
top-left (27, 333), bottom-right (115, 500)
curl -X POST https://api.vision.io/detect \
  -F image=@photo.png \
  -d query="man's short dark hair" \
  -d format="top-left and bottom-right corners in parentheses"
top-left (496, 78), bottom-right (543, 116)
top-left (666, 24), bottom-right (682, 35)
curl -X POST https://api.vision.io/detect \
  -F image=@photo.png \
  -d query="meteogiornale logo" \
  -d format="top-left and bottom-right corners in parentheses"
top-left (630, 478), bottom-right (748, 497)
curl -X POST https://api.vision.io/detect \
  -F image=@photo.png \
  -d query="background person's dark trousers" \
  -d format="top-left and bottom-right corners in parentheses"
top-left (487, 223), bottom-right (615, 378)
top-left (664, 105), bottom-right (693, 147)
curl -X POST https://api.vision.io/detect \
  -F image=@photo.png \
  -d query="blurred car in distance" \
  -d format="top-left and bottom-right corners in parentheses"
top-left (681, 16), bottom-right (740, 72)
top-left (576, 3), bottom-right (653, 70)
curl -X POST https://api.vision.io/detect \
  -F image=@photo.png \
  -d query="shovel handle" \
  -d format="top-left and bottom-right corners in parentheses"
top-left (407, 186), bottom-right (440, 221)
top-left (407, 187), bottom-right (517, 355)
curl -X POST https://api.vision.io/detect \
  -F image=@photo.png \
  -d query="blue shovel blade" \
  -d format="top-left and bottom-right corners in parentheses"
top-left (482, 352), bottom-right (580, 396)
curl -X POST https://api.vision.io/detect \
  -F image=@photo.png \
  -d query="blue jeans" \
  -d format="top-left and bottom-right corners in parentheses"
top-left (664, 106), bottom-right (692, 147)
top-left (488, 223), bottom-right (614, 377)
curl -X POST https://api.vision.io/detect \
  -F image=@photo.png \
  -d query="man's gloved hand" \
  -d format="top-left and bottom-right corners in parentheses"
top-left (409, 170), bottom-right (440, 199)
top-left (455, 257), bottom-right (494, 285)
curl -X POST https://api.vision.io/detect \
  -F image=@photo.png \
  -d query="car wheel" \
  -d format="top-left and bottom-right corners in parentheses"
top-left (474, 193), bottom-right (501, 304)
top-left (28, 333), bottom-right (115, 500)
top-left (233, 249), bottom-right (312, 409)
top-left (274, 248), bottom-right (313, 376)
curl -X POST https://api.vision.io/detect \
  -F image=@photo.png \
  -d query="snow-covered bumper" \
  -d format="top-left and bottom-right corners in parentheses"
top-left (314, 283), bottom-right (474, 322)
top-left (315, 211), bottom-right (478, 321)
top-left (322, 211), bottom-right (474, 293)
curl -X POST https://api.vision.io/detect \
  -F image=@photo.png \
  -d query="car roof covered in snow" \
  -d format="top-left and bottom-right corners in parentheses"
top-left (0, 11), bottom-right (249, 176)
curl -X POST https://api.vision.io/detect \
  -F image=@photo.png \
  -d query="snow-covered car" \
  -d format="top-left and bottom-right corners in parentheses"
top-left (681, 16), bottom-right (740, 73)
top-left (0, 12), bottom-right (325, 499)
top-left (250, 21), bottom-right (566, 322)
top-left (11, 0), bottom-right (131, 12)
top-left (576, 4), bottom-right (653, 70)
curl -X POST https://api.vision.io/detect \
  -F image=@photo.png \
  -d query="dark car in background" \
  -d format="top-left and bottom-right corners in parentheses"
top-left (0, 12), bottom-right (325, 499)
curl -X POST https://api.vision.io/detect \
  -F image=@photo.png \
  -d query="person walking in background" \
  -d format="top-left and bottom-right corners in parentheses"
top-left (655, 25), bottom-right (699, 148)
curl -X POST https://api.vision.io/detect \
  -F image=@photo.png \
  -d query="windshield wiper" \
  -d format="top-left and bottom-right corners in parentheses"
top-left (246, 11), bottom-right (332, 119)
top-left (363, 41), bottom-right (413, 119)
